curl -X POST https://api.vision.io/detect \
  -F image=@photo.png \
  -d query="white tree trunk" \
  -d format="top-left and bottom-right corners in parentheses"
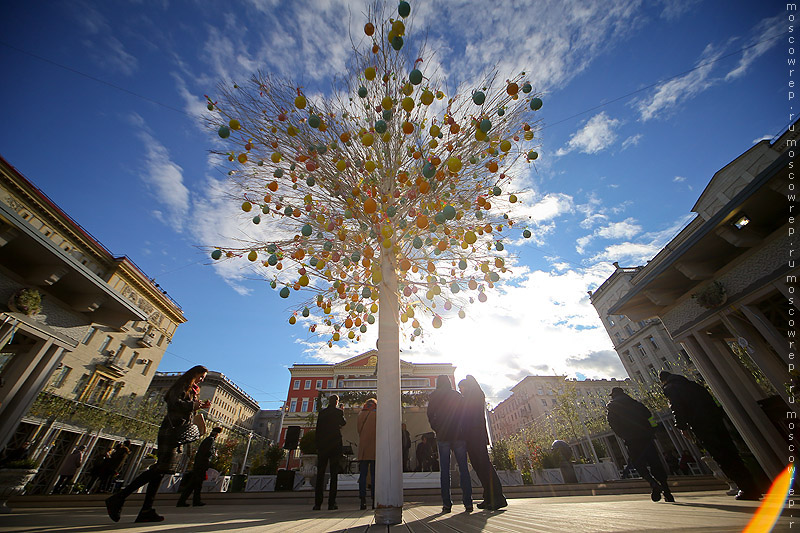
top-left (374, 250), bottom-right (403, 524)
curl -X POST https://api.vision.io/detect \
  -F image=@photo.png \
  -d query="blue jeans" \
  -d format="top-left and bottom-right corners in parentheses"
top-left (437, 440), bottom-right (472, 507)
top-left (358, 460), bottom-right (375, 500)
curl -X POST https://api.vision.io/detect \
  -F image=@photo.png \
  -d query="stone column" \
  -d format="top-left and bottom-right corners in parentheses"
top-left (684, 333), bottom-right (784, 478)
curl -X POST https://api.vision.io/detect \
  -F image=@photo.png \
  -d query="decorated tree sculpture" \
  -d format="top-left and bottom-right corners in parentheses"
top-left (206, 1), bottom-right (542, 523)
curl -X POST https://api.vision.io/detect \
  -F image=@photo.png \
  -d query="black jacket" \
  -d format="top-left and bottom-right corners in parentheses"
top-left (662, 374), bottom-right (720, 430)
top-left (316, 405), bottom-right (346, 454)
top-left (193, 435), bottom-right (217, 472)
top-left (462, 390), bottom-right (489, 446)
top-left (427, 387), bottom-right (465, 442)
top-left (607, 393), bottom-right (654, 443)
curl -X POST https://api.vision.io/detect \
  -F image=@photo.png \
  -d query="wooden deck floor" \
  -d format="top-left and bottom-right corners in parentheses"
top-left (0, 491), bottom-right (793, 532)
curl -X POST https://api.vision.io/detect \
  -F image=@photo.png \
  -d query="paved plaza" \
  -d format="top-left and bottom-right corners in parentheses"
top-left (0, 491), bottom-right (793, 533)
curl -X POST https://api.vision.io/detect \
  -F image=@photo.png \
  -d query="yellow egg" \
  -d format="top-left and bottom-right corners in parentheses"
top-left (447, 157), bottom-right (463, 173)
top-left (365, 160), bottom-right (376, 172)
top-left (271, 152), bottom-right (282, 163)
top-left (465, 231), bottom-right (477, 244)
top-left (362, 133), bottom-right (374, 146)
top-left (336, 159), bottom-right (347, 171)
top-left (299, 275), bottom-right (310, 286)
top-left (401, 97), bottom-right (415, 112)
top-left (421, 90), bottom-right (434, 105)
top-left (247, 251), bottom-right (257, 261)
top-left (382, 96), bottom-right (393, 110)
top-left (500, 140), bottom-right (512, 152)
top-left (365, 67), bottom-right (376, 80)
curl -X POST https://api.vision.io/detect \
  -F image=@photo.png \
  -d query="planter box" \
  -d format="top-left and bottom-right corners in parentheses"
top-left (0, 468), bottom-right (37, 513)
top-left (245, 475), bottom-right (277, 492)
top-left (205, 476), bottom-right (230, 493)
top-left (496, 470), bottom-right (523, 486)
top-left (532, 468), bottom-right (565, 485)
top-left (574, 464), bottom-right (604, 483)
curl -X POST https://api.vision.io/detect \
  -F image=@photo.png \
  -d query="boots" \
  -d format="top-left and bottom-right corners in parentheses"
top-left (360, 497), bottom-right (367, 510)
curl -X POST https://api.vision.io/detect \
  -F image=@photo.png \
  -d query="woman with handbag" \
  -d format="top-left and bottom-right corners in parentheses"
top-left (357, 398), bottom-right (377, 510)
top-left (105, 365), bottom-right (210, 523)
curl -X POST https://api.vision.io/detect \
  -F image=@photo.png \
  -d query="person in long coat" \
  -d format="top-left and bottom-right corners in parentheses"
top-left (427, 375), bottom-right (472, 513)
top-left (357, 398), bottom-right (377, 510)
top-left (607, 387), bottom-right (673, 502)
top-left (177, 426), bottom-right (222, 507)
top-left (659, 371), bottom-right (762, 500)
top-left (53, 445), bottom-right (85, 494)
top-left (314, 394), bottom-right (347, 510)
top-left (98, 440), bottom-right (131, 493)
top-left (458, 376), bottom-right (507, 510)
top-left (105, 365), bottom-right (211, 523)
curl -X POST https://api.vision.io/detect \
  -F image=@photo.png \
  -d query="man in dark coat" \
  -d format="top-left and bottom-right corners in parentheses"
top-left (401, 423), bottom-right (411, 472)
top-left (98, 440), bottom-right (131, 492)
top-left (416, 435), bottom-right (433, 472)
top-left (177, 427), bottom-right (222, 507)
top-left (659, 371), bottom-right (762, 500)
top-left (314, 394), bottom-right (346, 510)
top-left (427, 375), bottom-right (472, 513)
top-left (607, 387), bottom-right (673, 502)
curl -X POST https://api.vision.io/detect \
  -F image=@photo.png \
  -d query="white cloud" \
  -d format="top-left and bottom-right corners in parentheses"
top-left (752, 135), bottom-right (773, 144)
top-left (298, 261), bottom-right (622, 405)
top-left (591, 213), bottom-right (694, 264)
top-left (673, 176), bottom-right (686, 182)
top-left (725, 16), bottom-right (782, 81)
top-left (130, 114), bottom-right (190, 231)
top-left (556, 112), bottom-right (621, 156)
top-left (596, 218), bottom-right (641, 240)
top-left (75, 2), bottom-right (138, 75)
top-left (636, 43), bottom-right (722, 121)
top-left (621, 133), bottom-right (642, 150)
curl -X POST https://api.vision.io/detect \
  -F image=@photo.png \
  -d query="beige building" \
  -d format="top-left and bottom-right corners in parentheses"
top-left (608, 122), bottom-right (797, 481)
top-left (147, 371), bottom-right (260, 437)
top-left (590, 266), bottom-right (694, 385)
top-left (0, 156), bottom-right (186, 405)
top-left (489, 375), bottom-right (633, 441)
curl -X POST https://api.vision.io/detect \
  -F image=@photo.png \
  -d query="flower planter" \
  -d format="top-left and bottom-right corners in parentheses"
top-left (245, 474), bottom-right (277, 492)
top-left (0, 468), bottom-right (38, 513)
top-left (495, 469), bottom-right (524, 486)
top-left (532, 468), bottom-right (565, 485)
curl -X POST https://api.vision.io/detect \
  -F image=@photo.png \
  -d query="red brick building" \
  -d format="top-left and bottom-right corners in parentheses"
top-left (279, 350), bottom-right (455, 468)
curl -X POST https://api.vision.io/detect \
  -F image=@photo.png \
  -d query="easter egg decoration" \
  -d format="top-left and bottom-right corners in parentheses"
top-left (530, 97), bottom-right (543, 111)
top-left (365, 22), bottom-right (375, 35)
top-left (294, 94), bottom-right (307, 109)
top-left (421, 90), bottom-right (434, 105)
top-left (248, 251), bottom-right (258, 261)
top-left (308, 115), bottom-right (321, 128)
top-left (211, 249), bottom-right (222, 260)
top-left (242, 201), bottom-right (252, 212)
top-left (398, 1), bottom-right (410, 17)
top-left (375, 120), bottom-right (387, 133)
top-left (279, 287), bottom-right (290, 298)
top-left (364, 197), bottom-right (377, 213)
top-left (218, 125), bottom-right (230, 138)
top-left (497, 107), bottom-right (505, 116)
top-left (229, 119), bottom-right (241, 130)
top-left (422, 162), bottom-right (436, 179)
top-left (432, 315), bottom-right (443, 329)
top-left (401, 97), bottom-right (415, 112)
top-left (381, 96), bottom-right (393, 110)
top-left (472, 91), bottom-right (485, 105)
top-left (522, 82), bottom-right (532, 93)
top-left (301, 224), bottom-right (313, 236)
top-left (391, 36), bottom-right (403, 50)
top-left (443, 204), bottom-right (456, 220)
top-left (252, 215), bottom-right (261, 224)
top-left (446, 157), bottom-right (462, 173)
top-left (358, 86), bottom-right (368, 98)
top-left (409, 69), bottom-right (423, 85)
top-left (479, 118), bottom-right (492, 132)
top-left (527, 150), bottom-right (539, 160)
top-left (523, 229), bottom-right (532, 238)
top-left (365, 67), bottom-right (376, 80)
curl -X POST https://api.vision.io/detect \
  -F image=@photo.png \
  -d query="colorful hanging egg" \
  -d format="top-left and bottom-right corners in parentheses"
top-left (398, 1), bottom-right (410, 17)
top-left (242, 201), bottom-right (252, 212)
top-left (211, 249), bottom-right (222, 260)
top-left (358, 86), bottom-right (368, 98)
top-left (409, 69), bottom-right (423, 85)
top-left (301, 224), bottom-right (313, 236)
top-left (527, 150), bottom-right (538, 160)
top-left (375, 120), bottom-right (387, 133)
top-left (472, 91), bottom-right (485, 105)
top-left (365, 22), bottom-right (375, 36)
top-left (523, 229), bottom-right (532, 238)
top-left (218, 125), bottom-right (230, 138)
top-left (522, 83), bottom-right (532, 93)
top-left (479, 118), bottom-right (492, 132)
top-left (295, 95), bottom-right (307, 109)
top-left (309, 115), bottom-right (321, 128)
top-left (280, 287), bottom-right (290, 298)
top-left (530, 97), bottom-right (543, 110)
top-left (229, 119), bottom-right (241, 130)
top-left (247, 251), bottom-right (258, 261)
top-left (365, 67), bottom-right (376, 80)
top-left (391, 36), bottom-right (403, 50)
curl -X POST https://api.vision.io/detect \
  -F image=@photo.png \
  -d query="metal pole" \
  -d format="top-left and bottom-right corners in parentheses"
top-left (240, 431), bottom-right (253, 475)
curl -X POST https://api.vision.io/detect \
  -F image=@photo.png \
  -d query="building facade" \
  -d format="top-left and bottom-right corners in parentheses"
top-left (280, 350), bottom-right (456, 469)
top-left (489, 375), bottom-right (634, 442)
top-left (589, 265), bottom-right (693, 385)
top-left (0, 156), bottom-right (186, 406)
top-left (608, 123), bottom-right (798, 481)
top-left (253, 409), bottom-right (282, 443)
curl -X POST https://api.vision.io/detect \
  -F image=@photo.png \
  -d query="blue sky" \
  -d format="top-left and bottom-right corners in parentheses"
top-left (0, 1), bottom-right (786, 407)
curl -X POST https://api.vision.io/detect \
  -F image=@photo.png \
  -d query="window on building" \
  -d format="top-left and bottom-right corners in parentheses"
top-left (110, 382), bottom-right (124, 401)
top-left (661, 357), bottom-right (671, 370)
top-left (99, 335), bottom-right (112, 353)
top-left (537, 387), bottom-right (544, 395)
top-left (647, 364), bottom-right (656, 377)
top-left (327, 379), bottom-right (333, 389)
top-left (301, 398), bottom-right (309, 412)
top-left (623, 350), bottom-right (633, 362)
top-left (50, 366), bottom-right (72, 388)
top-left (304, 380), bottom-right (311, 390)
top-left (157, 334), bottom-right (165, 347)
top-left (649, 336), bottom-right (659, 350)
top-left (127, 351), bottom-right (139, 369)
top-left (290, 398), bottom-right (298, 412)
top-left (541, 399), bottom-right (547, 406)
top-left (82, 327), bottom-right (97, 345)
top-left (73, 374), bottom-right (89, 395)
top-left (316, 380), bottom-right (322, 389)
top-left (142, 360), bottom-right (152, 375)
top-left (293, 380), bottom-right (300, 390)
top-left (638, 320), bottom-right (648, 328)
top-left (313, 398), bottom-right (318, 412)
top-left (636, 344), bottom-right (647, 357)
top-left (607, 317), bottom-right (615, 327)
top-left (551, 398), bottom-right (557, 406)
top-left (115, 344), bottom-right (126, 362)
top-left (635, 371), bottom-right (644, 382)
top-left (614, 332), bottom-right (622, 344)
top-left (624, 324), bottom-right (635, 336)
